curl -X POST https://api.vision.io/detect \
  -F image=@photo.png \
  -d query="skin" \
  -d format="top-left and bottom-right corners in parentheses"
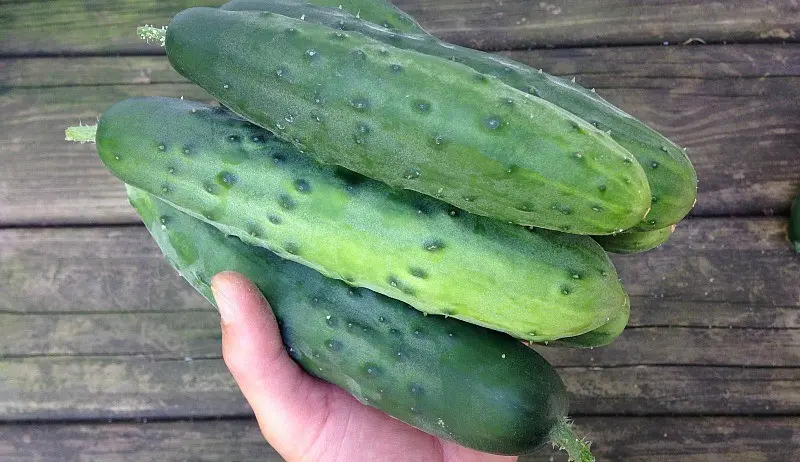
top-left (211, 271), bottom-right (518, 462)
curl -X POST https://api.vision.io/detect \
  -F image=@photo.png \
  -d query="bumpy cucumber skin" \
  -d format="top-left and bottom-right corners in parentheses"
top-left (164, 8), bottom-right (652, 235)
top-left (218, 0), bottom-right (696, 232)
top-left (791, 194), bottom-right (800, 253)
top-left (222, 0), bottom-right (426, 34)
top-left (127, 185), bottom-right (569, 455)
top-left (96, 96), bottom-right (629, 343)
top-left (593, 225), bottom-right (675, 255)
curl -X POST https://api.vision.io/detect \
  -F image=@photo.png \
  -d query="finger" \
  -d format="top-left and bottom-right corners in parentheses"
top-left (211, 271), bottom-right (331, 457)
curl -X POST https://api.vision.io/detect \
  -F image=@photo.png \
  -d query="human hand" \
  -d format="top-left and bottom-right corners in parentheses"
top-left (211, 271), bottom-right (518, 462)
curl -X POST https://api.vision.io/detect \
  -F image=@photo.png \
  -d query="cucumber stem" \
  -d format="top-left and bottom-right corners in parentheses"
top-left (549, 418), bottom-right (595, 462)
top-left (65, 124), bottom-right (97, 143)
top-left (138, 25), bottom-right (167, 47)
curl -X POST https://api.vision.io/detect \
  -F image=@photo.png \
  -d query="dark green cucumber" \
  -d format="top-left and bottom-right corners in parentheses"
top-left (217, 0), bottom-right (697, 232)
top-left (223, 0), bottom-right (425, 34)
top-left (790, 193), bottom-right (800, 253)
top-left (126, 185), bottom-right (594, 458)
top-left (593, 225), bottom-right (675, 255)
top-left (162, 7), bottom-right (652, 235)
top-left (95, 96), bottom-right (629, 343)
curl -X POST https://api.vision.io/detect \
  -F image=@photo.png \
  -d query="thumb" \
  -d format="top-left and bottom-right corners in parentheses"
top-left (211, 271), bottom-right (329, 457)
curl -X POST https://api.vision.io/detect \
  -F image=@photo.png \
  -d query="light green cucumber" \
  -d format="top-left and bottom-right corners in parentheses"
top-left (593, 225), bottom-right (675, 255)
top-left (215, 0), bottom-right (696, 232)
top-left (547, 299), bottom-right (629, 348)
top-left (92, 96), bottom-right (629, 343)
top-left (223, 0), bottom-right (426, 34)
top-left (157, 7), bottom-right (651, 235)
top-left (126, 186), bottom-right (594, 459)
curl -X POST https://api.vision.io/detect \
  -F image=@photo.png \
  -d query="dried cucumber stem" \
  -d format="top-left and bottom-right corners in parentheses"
top-left (65, 124), bottom-right (97, 143)
top-left (550, 418), bottom-right (596, 462)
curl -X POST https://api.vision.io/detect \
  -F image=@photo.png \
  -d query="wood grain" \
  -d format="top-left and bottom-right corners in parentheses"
top-left (0, 419), bottom-right (282, 462)
top-left (3, 307), bottom-right (798, 368)
top-left (4, 218), bottom-right (797, 319)
top-left (1, 218), bottom-right (798, 420)
top-left (2, 45), bottom-right (799, 225)
top-left (1, 356), bottom-right (796, 419)
top-left (1, 0), bottom-right (797, 54)
top-left (2, 417), bottom-right (798, 461)
top-left (2, 219), bottom-right (798, 367)
top-left (0, 226), bottom-right (207, 314)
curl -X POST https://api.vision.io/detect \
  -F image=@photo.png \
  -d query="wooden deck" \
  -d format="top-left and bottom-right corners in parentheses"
top-left (1, 1), bottom-right (799, 460)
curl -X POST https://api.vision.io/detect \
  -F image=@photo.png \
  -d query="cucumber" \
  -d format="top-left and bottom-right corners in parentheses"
top-left (126, 185), bottom-right (594, 459)
top-left (216, 0), bottom-right (697, 232)
top-left (791, 193), bottom-right (800, 253)
top-left (593, 225), bottom-right (675, 255)
top-left (547, 300), bottom-right (629, 349)
top-left (94, 96), bottom-right (629, 343)
top-left (222, 0), bottom-right (426, 34)
top-left (161, 7), bottom-right (652, 235)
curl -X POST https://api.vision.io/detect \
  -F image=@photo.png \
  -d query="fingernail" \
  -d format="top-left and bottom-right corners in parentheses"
top-left (211, 281), bottom-right (236, 324)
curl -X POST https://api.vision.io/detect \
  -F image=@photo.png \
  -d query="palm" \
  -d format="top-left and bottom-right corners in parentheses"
top-left (276, 372), bottom-right (517, 462)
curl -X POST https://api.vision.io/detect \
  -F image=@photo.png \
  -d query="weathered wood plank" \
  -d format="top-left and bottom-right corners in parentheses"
top-left (2, 46), bottom-right (799, 225)
top-left (0, 312), bottom-right (221, 359)
top-left (0, 420), bottom-right (281, 462)
top-left (1, 0), bottom-right (797, 54)
top-left (4, 309), bottom-right (798, 368)
top-left (1, 357), bottom-right (796, 419)
top-left (4, 45), bottom-right (799, 88)
top-left (3, 219), bottom-right (798, 370)
top-left (0, 82), bottom-right (212, 226)
top-left (0, 227), bottom-right (207, 314)
top-left (538, 327), bottom-right (800, 367)
top-left (5, 217), bottom-right (796, 321)
top-left (3, 417), bottom-right (798, 461)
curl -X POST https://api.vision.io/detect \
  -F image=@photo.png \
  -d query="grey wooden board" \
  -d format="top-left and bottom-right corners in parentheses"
top-left (3, 310), bottom-right (798, 368)
top-left (2, 45), bottom-right (799, 225)
top-left (1, 217), bottom-right (798, 420)
top-left (4, 217), bottom-right (797, 320)
top-left (1, 356), bottom-right (797, 419)
top-left (0, 0), bottom-right (797, 55)
top-left (1, 417), bottom-right (798, 461)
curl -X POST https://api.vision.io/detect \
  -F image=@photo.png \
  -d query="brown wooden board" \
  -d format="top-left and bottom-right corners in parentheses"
top-left (2, 417), bottom-right (798, 461)
top-left (2, 45), bottom-right (799, 226)
top-left (1, 0), bottom-right (797, 55)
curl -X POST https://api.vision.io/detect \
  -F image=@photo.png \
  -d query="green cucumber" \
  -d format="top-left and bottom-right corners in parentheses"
top-left (790, 193), bottom-right (800, 253)
top-left (126, 185), bottom-right (594, 459)
top-left (216, 0), bottom-right (697, 232)
top-left (159, 7), bottom-right (652, 235)
top-left (93, 96), bottom-right (629, 343)
top-left (593, 225), bottom-right (675, 255)
top-left (547, 300), bottom-right (629, 349)
top-left (223, 0), bottom-right (426, 34)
